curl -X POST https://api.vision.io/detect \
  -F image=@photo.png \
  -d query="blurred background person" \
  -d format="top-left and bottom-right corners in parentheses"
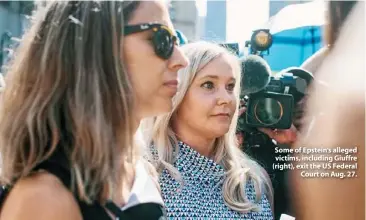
top-left (300, 46), bottom-right (328, 74)
top-left (292, 1), bottom-right (364, 220)
top-left (0, 1), bottom-right (188, 220)
top-left (142, 42), bottom-right (274, 219)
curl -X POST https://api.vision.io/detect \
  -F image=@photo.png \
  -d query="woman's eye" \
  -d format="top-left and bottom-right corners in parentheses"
top-left (201, 81), bottom-right (214, 90)
top-left (227, 83), bottom-right (235, 91)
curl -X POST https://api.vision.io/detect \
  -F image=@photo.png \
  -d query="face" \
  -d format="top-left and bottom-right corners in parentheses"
top-left (173, 55), bottom-right (237, 139)
top-left (123, 1), bottom-right (189, 120)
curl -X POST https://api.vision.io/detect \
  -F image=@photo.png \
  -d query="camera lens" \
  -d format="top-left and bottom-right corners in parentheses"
top-left (254, 98), bottom-right (283, 125)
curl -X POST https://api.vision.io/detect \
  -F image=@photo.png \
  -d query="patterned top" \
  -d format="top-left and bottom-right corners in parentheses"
top-left (159, 142), bottom-right (273, 219)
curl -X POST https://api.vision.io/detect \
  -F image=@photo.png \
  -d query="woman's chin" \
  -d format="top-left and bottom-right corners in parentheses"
top-left (210, 127), bottom-right (230, 138)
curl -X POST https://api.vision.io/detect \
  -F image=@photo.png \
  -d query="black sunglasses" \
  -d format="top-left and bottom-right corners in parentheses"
top-left (124, 23), bottom-right (178, 60)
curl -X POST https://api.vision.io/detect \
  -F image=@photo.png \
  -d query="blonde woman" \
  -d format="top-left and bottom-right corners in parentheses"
top-left (0, 1), bottom-right (188, 219)
top-left (142, 42), bottom-right (273, 219)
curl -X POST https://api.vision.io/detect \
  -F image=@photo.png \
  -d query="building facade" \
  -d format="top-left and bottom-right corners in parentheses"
top-left (169, 1), bottom-right (201, 42)
top-left (202, 1), bottom-right (226, 42)
top-left (0, 1), bottom-right (33, 71)
top-left (169, 0), bottom-right (229, 43)
top-left (1, 0), bottom-right (313, 67)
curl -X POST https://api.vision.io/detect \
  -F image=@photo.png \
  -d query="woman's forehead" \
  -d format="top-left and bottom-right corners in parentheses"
top-left (196, 56), bottom-right (235, 79)
top-left (128, 0), bottom-right (174, 30)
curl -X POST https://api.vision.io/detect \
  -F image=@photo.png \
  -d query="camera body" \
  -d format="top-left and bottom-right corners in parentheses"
top-left (238, 72), bottom-right (308, 131)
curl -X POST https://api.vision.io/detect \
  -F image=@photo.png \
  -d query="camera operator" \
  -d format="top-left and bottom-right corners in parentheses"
top-left (237, 112), bottom-right (298, 220)
top-left (237, 106), bottom-right (304, 220)
top-left (236, 55), bottom-right (313, 219)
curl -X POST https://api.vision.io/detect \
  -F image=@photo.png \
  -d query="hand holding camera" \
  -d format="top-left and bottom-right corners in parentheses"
top-left (257, 125), bottom-right (298, 146)
top-left (237, 106), bottom-right (298, 146)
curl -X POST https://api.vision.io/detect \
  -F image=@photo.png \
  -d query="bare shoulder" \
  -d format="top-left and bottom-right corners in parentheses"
top-left (0, 172), bottom-right (82, 220)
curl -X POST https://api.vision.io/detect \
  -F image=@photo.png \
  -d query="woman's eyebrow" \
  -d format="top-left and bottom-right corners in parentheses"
top-left (198, 75), bottom-right (236, 81)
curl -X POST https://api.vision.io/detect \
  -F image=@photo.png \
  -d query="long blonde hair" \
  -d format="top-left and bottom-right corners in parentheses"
top-left (0, 1), bottom-right (141, 203)
top-left (141, 41), bottom-right (273, 213)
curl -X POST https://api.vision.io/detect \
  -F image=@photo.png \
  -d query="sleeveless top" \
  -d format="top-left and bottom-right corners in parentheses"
top-left (159, 142), bottom-right (273, 219)
top-left (0, 150), bottom-right (167, 220)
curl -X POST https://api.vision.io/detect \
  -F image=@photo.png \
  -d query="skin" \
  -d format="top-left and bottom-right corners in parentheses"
top-left (172, 55), bottom-right (237, 157)
top-left (0, 1), bottom-right (188, 220)
top-left (124, 1), bottom-right (188, 123)
top-left (293, 3), bottom-right (365, 219)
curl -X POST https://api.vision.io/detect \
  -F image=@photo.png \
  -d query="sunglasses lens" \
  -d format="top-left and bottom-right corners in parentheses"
top-left (152, 29), bottom-right (174, 59)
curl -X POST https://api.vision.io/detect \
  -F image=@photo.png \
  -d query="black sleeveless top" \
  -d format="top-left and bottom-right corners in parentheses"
top-left (0, 151), bottom-right (167, 220)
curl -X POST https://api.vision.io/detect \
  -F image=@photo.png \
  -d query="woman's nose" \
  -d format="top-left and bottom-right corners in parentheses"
top-left (168, 46), bottom-right (189, 72)
top-left (216, 88), bottom-right (233, 105)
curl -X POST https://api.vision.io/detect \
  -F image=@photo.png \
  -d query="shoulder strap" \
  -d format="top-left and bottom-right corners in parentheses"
top-left (106, 201), bottom-right (130, 218)
top-left (35, 160), bottom-right (71, 187)
top-left (34, 156), bottom-right (113, 219)
top-left (122, 203), bottom-right (167, 219)
top-left (0, 185), bottom-right (11, 209)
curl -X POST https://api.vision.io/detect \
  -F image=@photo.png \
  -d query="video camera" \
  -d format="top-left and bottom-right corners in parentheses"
top-left (237, 55), bottom-right (314, 133)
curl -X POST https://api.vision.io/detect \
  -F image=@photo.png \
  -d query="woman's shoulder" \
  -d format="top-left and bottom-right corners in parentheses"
top-left (244, 178), bottom-right (273, 211)
top-left (0, 172), bottom-right (82, 220)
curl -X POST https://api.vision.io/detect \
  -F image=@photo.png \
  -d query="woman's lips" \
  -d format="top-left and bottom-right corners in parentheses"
top-left (212, 113), bottom-right (230, 118)
top-left (163, 80), bottom-right (178, 87)
top-left (163, 80), bottom-right (178, 96)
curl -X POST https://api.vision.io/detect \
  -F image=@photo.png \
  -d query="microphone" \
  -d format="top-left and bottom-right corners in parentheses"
top-left (239, 55), bottom-right (271, 95)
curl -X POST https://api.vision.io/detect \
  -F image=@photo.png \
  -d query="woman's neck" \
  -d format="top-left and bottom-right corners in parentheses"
top-left (173, 125), bottom-right (215, 158)
top-left (180, 136), bottom-right (215, 158)
top-left (108, 116), bottom-right (140, 207)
